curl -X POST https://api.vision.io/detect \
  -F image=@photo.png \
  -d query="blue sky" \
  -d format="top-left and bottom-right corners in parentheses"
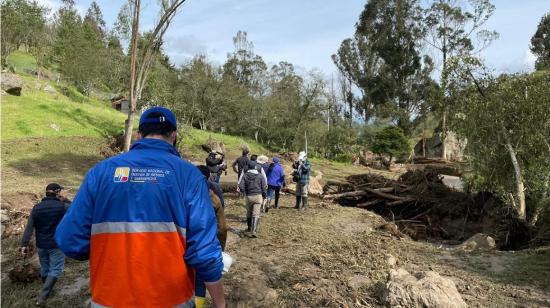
top-left (39, 0), bottom-right (548, 76)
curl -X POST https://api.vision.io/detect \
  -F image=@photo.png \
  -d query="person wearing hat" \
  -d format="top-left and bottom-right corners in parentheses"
top-left (238, 160), bottom-right (267, 237)
top-left (256, 155), bottom-right (270, 212)
top-left (20, 183), bottom-right (71, 307)
top-left (55, 107), bottom-right (226, 308)
top-left (292, 151), bottom-right (311, 211)
top-left (266, 157), bottom-right (286, 209)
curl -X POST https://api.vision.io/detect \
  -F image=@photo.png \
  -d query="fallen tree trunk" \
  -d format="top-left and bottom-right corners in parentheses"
top-left (323, 190), bottom-right (367, 200)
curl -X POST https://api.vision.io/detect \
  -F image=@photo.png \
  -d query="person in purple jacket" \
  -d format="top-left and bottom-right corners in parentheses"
top-left (266, 157), bottom-right (286, 209)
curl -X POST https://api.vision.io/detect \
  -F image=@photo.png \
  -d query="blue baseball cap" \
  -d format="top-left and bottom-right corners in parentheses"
top-left (139, 107), bottom-right (177, 130)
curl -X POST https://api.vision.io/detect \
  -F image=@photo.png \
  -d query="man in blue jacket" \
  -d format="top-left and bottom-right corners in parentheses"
top-left (55, 107), bottom-right (225, 308)
top-left (266, 157), bottom-right (285, 209)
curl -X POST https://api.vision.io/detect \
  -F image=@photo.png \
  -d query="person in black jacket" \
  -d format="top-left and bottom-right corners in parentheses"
top-left (206, 151), bottom-right (224, 183)
top-left (20, 183), bottom-right (70, 307)
top-left (238, 160), bottom-right (267, 237)
top-left (232, 149), bottom-right (249, 180)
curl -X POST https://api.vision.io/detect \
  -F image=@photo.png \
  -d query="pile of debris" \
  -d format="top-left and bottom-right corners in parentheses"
top-left (323, 170), bottom-right (530, 249)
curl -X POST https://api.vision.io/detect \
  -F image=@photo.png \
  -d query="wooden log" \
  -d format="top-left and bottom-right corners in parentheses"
top-left (356, 199), bottom-right (383, 208)
top-left (386, 199), bottom-right (416, 206)
top-left (323, 190), bottom-right (367, 200)
top-left (363, 187), bottom-right (410, 201)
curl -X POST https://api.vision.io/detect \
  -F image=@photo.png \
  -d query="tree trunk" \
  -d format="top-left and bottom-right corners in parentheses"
top-left (504, 137), bottom-right (526, 220)
top-left (122, 0), bottom-right (141, 152)
top-left (530, 177), bottom-right (549, 226)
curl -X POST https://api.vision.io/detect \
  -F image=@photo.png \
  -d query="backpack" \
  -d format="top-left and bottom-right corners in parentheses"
top-left (292, 170), bottom-right (300, 183)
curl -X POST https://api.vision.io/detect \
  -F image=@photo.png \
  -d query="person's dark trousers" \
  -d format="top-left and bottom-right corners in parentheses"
top-left (267, 185), bottom-right (281, 208)
top-left (210, 173), bottom-right (220, 183)
top-left (295, 195), bottom-right (301, 209)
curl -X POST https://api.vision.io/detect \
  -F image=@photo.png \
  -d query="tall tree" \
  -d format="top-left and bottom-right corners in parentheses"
top-left (1, 0), bottom-right (48, 67)
top-left (120, 0), bottom-right (187, 151)
top-left (530, 13), bottom-right (550, 71)
top-left (333, 0), bottom-right (430, 135)
top-left (423, 0), bottom-right (498, 159)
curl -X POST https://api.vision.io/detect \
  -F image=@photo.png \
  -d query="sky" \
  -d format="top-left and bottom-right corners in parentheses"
top-left (38, 0), bottom-right (549, 77)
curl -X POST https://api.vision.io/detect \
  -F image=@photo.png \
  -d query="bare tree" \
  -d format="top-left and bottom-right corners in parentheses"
top-left (122, 0), bottom-right (187, 151)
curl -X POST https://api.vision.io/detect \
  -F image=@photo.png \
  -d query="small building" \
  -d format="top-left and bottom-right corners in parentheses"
top-left (111, 98), bottom-right (130, 114)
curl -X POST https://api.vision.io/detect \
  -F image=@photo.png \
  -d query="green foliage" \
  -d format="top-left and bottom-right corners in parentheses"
top-left (0, 0), bottom-right (48, 67)
top-left (332, 0), bottom-right (437, 135)
top-left (530, 13), bottom-right (550, 71)
top-left (333, 153), bottom-right (353, 163)
top-left (5, 51), bottom-right (37, 74)
top-left (370, 126), bottom-right (410, 161)
top-left (450, 69), bottom-right (550, 223)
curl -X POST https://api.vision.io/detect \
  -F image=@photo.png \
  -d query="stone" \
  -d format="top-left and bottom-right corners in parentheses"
top-left (0, 209), bottom-right (9, 223)
top-left (386, 254), bottom-right (397, 266)
top-left (456, 233), bottom-right (496, 252)
top-left (383, 268), bottom-right (467, 308)
top-left (43, 84), bottom-right (56, 93)
top-left (348, 275), bottom-right (371, 290)
top-left (50, 124), bottom-right (60, 132)
top-left (1, 73), bottom-right (23, 96)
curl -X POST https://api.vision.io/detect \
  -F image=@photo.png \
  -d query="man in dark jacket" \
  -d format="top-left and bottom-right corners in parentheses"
top-left (238, 160), bottom-right (267, 237)
top-left (20, 183), bottom-right (70, 307)
top-left (232, 149), bottom-right (249, 180)
top-left (206, 151), bottom-right (224, 183)
top-left (292, 151), bottom-right (311, 211)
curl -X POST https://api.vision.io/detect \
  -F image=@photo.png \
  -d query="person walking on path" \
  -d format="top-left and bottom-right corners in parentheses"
top-left (292, 151), bottom-right (311, 211)
top-left (195, 165), bottom-right (228, 308)
top-left (55, 107), bottom-right (226, 308)
top-left (257, 155), bottom-right (270, 212)
top-left (20, 183), bottom-right (71, 307)
top-left (266, 157), bottom-right (286, 209)
top-left (238, 160), bottom-right (267, 237)
top-left (232, 149), bottom-right (249, 180)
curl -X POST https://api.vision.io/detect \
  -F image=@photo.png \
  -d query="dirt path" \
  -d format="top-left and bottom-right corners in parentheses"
top-left (2, 192), bottom-right (550, 307)
top-left (221, 194), bottom-right (550, 307)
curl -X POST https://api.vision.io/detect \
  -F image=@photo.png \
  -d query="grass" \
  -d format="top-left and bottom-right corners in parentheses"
top-left (6, 51), bottom-right (37, 74)
top-left (1, 75), bottom-right (127, 140)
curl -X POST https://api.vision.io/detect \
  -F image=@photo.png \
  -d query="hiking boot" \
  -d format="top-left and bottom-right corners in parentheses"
top-left (250, 217), bottom-right (260, 238)
top-left (36, 276), bottom-right (57, 307)
top-left (246, 217), bottom-right (252, 232)
top-left (265, 198), bottom-right (271, 213)
top-left (301, 197), bottom-right (308, 211)
top-left (294, 195), bottom-right (301, 209)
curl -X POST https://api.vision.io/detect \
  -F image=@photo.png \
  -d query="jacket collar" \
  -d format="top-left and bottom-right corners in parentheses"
top-left (130, 138), bottom-right (181, 157)
top-left (247, 169), bottom-right (259, 174)
top-left (41, 196), bottom-right (60, 202)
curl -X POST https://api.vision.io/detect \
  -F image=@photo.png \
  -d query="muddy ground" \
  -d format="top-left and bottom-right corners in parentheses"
top-left (3, 192), bottom-right (550, 307)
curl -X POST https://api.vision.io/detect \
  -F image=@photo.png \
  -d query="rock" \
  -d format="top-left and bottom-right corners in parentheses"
top-left (414, 132), bottom-right (466, 162)
top-left (43, 84), bottom-right (56, 93)
top-left (1, 73), bottom-right (23, 96)
top-left (50, 124), bottom-right (60, 132)
top-left (383, 268), bottom-right (467, 308)
top-left (0, 209), bottom-right (9, 223)
top-left (348, 274), bottom-right (371, 290)
top-left (386, 254), bottom-right (397, 266)
top-left (456, 233), bottom-right (496, 252)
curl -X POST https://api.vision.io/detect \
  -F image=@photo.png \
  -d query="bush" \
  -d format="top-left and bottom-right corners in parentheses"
top-left (333, 153), bottom-right (353, 163)
top-left (370, 126), bottom-right (410, 163)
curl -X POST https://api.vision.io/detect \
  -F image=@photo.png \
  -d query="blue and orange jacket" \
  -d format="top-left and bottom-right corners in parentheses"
top-left (55, 139), bottom-right (223, 308)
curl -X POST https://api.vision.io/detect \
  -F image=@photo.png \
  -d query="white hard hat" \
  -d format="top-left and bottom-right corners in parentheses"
top-left (298, 151), bottom-right (306, 160)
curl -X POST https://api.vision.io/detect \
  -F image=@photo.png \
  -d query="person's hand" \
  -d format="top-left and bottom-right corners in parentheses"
top-left (236, 187), bottom-right (240, 193)
top-left (262, 192), bottom-right (267, 199)
top-left (19, 246), bottom-right (29, 257)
